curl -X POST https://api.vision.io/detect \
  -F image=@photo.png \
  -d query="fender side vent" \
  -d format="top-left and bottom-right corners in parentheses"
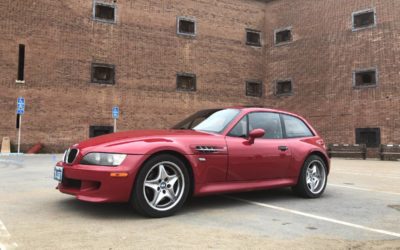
top-left (195, 146), bottom-right (221, 153)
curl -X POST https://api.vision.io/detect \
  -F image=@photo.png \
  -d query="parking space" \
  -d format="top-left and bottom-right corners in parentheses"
top-left (0, 155), bottom-right (399, 249)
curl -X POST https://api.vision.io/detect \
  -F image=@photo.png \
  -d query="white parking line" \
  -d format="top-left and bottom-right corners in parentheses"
top-left (226, 196), bottom-right (400, 238)
top-left (0, 219), bottom-right (17, 250)
top-left (329, 183), bottom-right (400, 196)
top-left (333, 171), bottom-right (400, 179)
top-left (0, 221), bottom-right (10, 238)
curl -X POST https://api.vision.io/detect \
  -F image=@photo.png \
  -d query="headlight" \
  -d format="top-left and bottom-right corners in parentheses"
top-left (80, 153), bottom-right (127, 166)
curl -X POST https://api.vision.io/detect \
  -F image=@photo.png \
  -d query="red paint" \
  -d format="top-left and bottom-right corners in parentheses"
top-left (226, 137), bottom-right (292, 181)
top-left (248, 128), bottom-right (265, 144)
top-left (56, 107), bottom-right (330, 203)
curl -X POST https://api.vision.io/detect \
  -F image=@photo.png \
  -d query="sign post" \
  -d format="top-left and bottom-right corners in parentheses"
top-left (16, 97), bottom-right (25, 154)
top-left (112, 106), bottom-right (119, 132)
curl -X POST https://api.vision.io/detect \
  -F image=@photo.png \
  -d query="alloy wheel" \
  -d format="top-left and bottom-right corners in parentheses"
top-left (305, 160), bottom-right (326, 194)
top-left (142, 161), bottom-right (185, 212)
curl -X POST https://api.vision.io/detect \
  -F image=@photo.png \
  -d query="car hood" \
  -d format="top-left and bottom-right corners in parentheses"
top-left (74, 129), bottom-right (222, 155)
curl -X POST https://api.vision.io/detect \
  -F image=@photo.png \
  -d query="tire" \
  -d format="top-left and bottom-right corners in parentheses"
top-left (131, 154), bottom-right (190, 218)
top-left (292, 155), bottom-right (327, 198)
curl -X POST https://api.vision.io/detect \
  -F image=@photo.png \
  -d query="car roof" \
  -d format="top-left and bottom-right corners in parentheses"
top-left (222, 106), bottom-right (318, 137)
top-left (226, 106), bottom-right (298, 116)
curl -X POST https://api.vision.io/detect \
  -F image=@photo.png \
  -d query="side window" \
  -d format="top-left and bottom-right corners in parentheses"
top-left (249, 112), bottom-right (283, 139)
top-left (228, 116), bottom-right (248, 138)
top-left (282, 114), bottom-right (313, 138)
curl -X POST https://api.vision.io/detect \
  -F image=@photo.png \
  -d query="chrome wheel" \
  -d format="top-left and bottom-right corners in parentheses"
top-left (143, 161), bottom-right (185, 212)
top-left (306, 160), bottom-right (326, 194)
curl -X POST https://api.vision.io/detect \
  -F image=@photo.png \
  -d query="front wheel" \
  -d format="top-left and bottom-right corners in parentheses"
top-left (131, 154), bottom-right (190, 218)
top-left (292, 155), bottom-right (327, 198)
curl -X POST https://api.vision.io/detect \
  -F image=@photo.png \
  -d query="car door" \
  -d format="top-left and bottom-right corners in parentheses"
top-left (226, 112), bottom-right (292, 181)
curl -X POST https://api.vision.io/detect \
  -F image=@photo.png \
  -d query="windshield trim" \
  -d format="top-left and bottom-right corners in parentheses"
top-left (192, 108), bottom-right (241, 134)
top-left (171, 109), bottom-right (222, 130)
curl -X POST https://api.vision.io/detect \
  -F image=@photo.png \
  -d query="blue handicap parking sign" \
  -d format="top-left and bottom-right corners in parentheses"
top-left (17, 97), bottom-right (25, 115)
top-left (112, 106), bottom-right (119, 119)
top-left (17, 97), bottom-right (25, 104)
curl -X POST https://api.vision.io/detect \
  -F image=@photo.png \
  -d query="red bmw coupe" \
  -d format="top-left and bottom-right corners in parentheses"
top-left (54, 107), bottom-right (329, 217)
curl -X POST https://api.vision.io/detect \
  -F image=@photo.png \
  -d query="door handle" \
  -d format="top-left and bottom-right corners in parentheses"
top-left (278, 146), bottom-right (288, 151)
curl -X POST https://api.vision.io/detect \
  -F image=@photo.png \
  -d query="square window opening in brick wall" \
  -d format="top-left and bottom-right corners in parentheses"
top-left (275, 80), bottom-right (293, 96)
top-left (177, 17), bottom-right (196, 36)
top-left (355, 128), bottom-right (380, 148)
top-left (275, 27), bottom-right (292, 45)
top-left (352, 9), bottom-right (376, 30)
top-left (94, 2), bottom-right (116, 23)
top-left (353, 68), bottom-right (377, 88)
top-left (177, 73), bottom-right (196, 91)
top-left (89, 126), bottom-right (113, 138)
top-left (246, 81), bottom-right (263, 97)
top-left (91, 63), bottom-right (115, 85)
top-left (246, 29), bottom-right (261, 47)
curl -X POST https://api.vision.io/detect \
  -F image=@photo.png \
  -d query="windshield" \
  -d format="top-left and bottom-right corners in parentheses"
top-left (172, 109), bottom-right (241, 133)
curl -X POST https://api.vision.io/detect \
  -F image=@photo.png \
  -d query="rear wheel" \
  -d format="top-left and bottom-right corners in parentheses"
top-left (292, 155), bottom-right (327, 198)
top-left (131, 154), bottom-right (190, 217)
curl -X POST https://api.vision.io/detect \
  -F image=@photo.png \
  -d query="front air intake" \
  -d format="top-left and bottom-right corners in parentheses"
top-left (64, 148), bottom-right (79, 164)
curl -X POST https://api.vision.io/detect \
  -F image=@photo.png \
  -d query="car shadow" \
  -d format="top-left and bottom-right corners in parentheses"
top-left (56, 198), bottom-right (142, 219)
top-left (55, 188), bottom-right (298, 219)
top-left (182, 188), bottom-right (297, 213)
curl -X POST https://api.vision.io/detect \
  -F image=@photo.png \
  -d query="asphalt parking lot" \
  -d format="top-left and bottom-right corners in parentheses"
top-left (0, 155), bottom-right (399, 249)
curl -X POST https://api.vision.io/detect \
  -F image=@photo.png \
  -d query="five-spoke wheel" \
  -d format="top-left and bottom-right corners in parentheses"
top-left (292, 155), bottom-right (327, 198)
top-left (131, 154), bottom-right (190, 217)
top-left (143, 161), bottom-right (184, 211)
top-left (305, 160), bottom-right (326, 195)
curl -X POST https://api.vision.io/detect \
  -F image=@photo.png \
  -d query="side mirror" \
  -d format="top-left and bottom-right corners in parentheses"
top-left (248, 128), bottom-right (265, 144)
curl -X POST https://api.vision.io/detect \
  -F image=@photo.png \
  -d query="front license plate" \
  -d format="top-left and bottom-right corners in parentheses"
top-left (54, 166), bottom-right (63, 182)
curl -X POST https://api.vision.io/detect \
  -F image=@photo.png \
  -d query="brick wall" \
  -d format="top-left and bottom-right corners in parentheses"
top-left (263, 0), bottom-right (400, 151)
top-left (0, 0), bottom-right (266, 152)
top-left (0, 0), bottom-right (399, 153)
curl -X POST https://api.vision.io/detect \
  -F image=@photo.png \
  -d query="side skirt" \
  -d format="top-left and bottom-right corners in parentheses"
top-left (194, 178), bottom-right (297, 196)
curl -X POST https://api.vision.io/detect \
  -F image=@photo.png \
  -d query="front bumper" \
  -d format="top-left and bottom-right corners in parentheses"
top-left (56, 154), bottom-right (144, 203)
